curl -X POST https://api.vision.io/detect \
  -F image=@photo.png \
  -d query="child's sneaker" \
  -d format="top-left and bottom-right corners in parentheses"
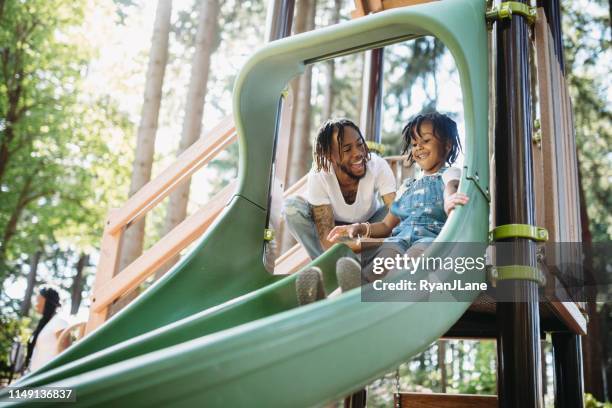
top-left (295, 267), bottom-right (326, 305)
top-left (336, 257), bottom-right (362, 292)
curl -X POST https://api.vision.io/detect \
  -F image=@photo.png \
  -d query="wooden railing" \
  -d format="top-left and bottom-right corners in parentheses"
top-left (86, 102), bottom-right (304, 334)
top-left (86, 117), bottom-right (239, 333)
top-left (86, 83), bottom-right (296, 335)
top-left (57, 322), bottom-right (87, 353)
top-left (86, 103), bottom-right (412, 334)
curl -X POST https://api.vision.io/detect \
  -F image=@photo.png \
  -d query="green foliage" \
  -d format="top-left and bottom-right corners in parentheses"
top-left (585, 393), bottom-right (612, 408)
top-left (208, 144), bottom-right (239, 194)
top-left (112, 0), bottom-right (138, 25)
top-left (366, 340), bottom-right (497, 407)
top-left (385, 38), bottom-right (446, 116)
top-left (0, 0), bottom-right (86, 264)
top-left (381, 37), bottom-right (457, 155)
top-left (456, 340), bottom-right (496, 394)
top-left (0, 0), bottom-right (133, 288)
top-left (0, 310), bottom-right (31, 382)
top-left (312, 53), bottom-right (363, 126)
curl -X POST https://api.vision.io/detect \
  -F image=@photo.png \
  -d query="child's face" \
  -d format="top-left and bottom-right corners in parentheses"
top-left (410, 120), bottom-right (448, 174)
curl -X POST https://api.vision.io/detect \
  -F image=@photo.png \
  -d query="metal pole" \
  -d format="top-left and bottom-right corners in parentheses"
top-left (265, 0), bottom-right (295, 42)
top-left (360, 48), bottom-right (384, 143)
top-left (263, 0), bottom-right (295, 267)
top-left (494, 0), bottom-right (544, 406)
top-left (552, 333), bottom-right (585, 408)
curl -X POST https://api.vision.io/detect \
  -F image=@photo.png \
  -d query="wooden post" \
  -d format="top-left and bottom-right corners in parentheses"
top-left (351, 0), bottom-right (437, 18)
top-left (86, 209), bottom-right (122, 334)
top-left (534, 5), bottom-right (587, 405)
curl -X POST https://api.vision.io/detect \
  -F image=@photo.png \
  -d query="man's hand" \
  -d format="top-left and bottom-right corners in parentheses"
top-left (327, 223), bottom-right (364, 242)
top-left (444, 192), bottom-right (469, 215)
top-left (327, 224), bottom-right (363, 253)
top-left (344, 239), bottom-right (362, 253)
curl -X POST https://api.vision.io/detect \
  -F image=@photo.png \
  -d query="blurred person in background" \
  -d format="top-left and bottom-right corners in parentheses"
top-left (24, 285), bottom-right (68, 372)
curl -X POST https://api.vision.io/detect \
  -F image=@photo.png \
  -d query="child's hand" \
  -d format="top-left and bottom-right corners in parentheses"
top-left (345, 239), bottom-right (362, 253)
top-left (444, 192), bottom-right (469, 215)
top-left (327, 224), bottom-right (363, 243)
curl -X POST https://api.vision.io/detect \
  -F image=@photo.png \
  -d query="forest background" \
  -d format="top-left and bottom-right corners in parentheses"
top-left (0, 0), bottom-right (609, 406)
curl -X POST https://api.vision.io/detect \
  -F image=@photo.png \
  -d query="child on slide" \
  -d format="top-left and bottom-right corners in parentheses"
top-left (295, 112), bottom-right (469, 304)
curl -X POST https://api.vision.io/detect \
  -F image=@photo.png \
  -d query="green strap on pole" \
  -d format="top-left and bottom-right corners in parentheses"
top-left (489, 224), bottom-right (548, 242)
top-left (486, 2), bottom-right (537, 26)
top-left (489, 265), bottom-right (546, 286)
top-left (489, 224), bottom-right (548, 285)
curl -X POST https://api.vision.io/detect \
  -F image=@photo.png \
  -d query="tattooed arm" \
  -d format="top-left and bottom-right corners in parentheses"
top-left (313, 204), bottom-right (364, 253)
top-left (312, 204), bottom-right (336, 251)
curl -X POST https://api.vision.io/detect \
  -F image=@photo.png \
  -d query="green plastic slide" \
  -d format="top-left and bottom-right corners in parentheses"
top-left (2, 0), bottom-right (489, 406)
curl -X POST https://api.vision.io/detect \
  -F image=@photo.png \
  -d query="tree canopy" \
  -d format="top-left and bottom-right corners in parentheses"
top-left (0, 0), bottom-right (132, 307)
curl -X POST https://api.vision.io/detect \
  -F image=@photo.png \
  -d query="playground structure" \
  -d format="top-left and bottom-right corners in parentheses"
top-left (2, 0), bottom-right (589, 406)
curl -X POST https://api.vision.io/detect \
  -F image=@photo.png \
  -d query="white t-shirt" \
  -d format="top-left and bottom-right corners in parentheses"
top-left (29, 314), bottom-right (68, 371)
top-left (441, 166), bottom-right (462, 185)
top-left (306, 154), bottom-right (396, 223)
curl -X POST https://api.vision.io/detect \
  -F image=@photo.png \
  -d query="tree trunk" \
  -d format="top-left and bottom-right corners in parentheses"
top-left (322, 61), bottom-right (334, 120)
top-left (438, 340), bottom-right (447, 393)
top-left (448, 341), bottom-right (455, 386)
top-left (286, 0), bottom-right (316, 186)
top-left (321, 0), bottom-right (341, 120)
top-left (286, 0), bottom-right (311, 172)
top-left (70, 253), bottom-right (89, 315)
top-left (541, 340), bottom-right (547, 397)
top-left (0, 56), bottom-right (25, 186)
top-left (118, 0), bottom-right (173, 272)
top-left (156, 0), bottom-right (220, 279)
top-left (578, 164), bottom-right (607, 400)
top-left (0, 169), bottom-right (41, 264)
top-left (19, 250), bottom-right (41, 317)
top-left (609, 0), bottom-right (611, 31)
top-left (108, 0), bottom-right (173, 317)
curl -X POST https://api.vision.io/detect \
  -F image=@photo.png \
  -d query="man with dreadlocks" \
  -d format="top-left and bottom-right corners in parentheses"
top-left (283, 118), bottom-right (396, 262)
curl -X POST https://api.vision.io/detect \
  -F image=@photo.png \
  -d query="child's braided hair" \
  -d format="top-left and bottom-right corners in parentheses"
top-left (401, 112), bottom-right (462, 165)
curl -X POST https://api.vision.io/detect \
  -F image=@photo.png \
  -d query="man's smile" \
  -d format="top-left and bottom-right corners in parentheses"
top-left (349, 158), bottom-right (365, 172)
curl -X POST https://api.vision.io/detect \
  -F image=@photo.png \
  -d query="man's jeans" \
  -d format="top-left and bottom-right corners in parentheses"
top-left (282, 196), bottom-right (388, 259)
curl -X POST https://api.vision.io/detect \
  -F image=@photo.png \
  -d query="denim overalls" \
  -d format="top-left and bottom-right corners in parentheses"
top-left (386, 167), bottom-right (448, 252)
